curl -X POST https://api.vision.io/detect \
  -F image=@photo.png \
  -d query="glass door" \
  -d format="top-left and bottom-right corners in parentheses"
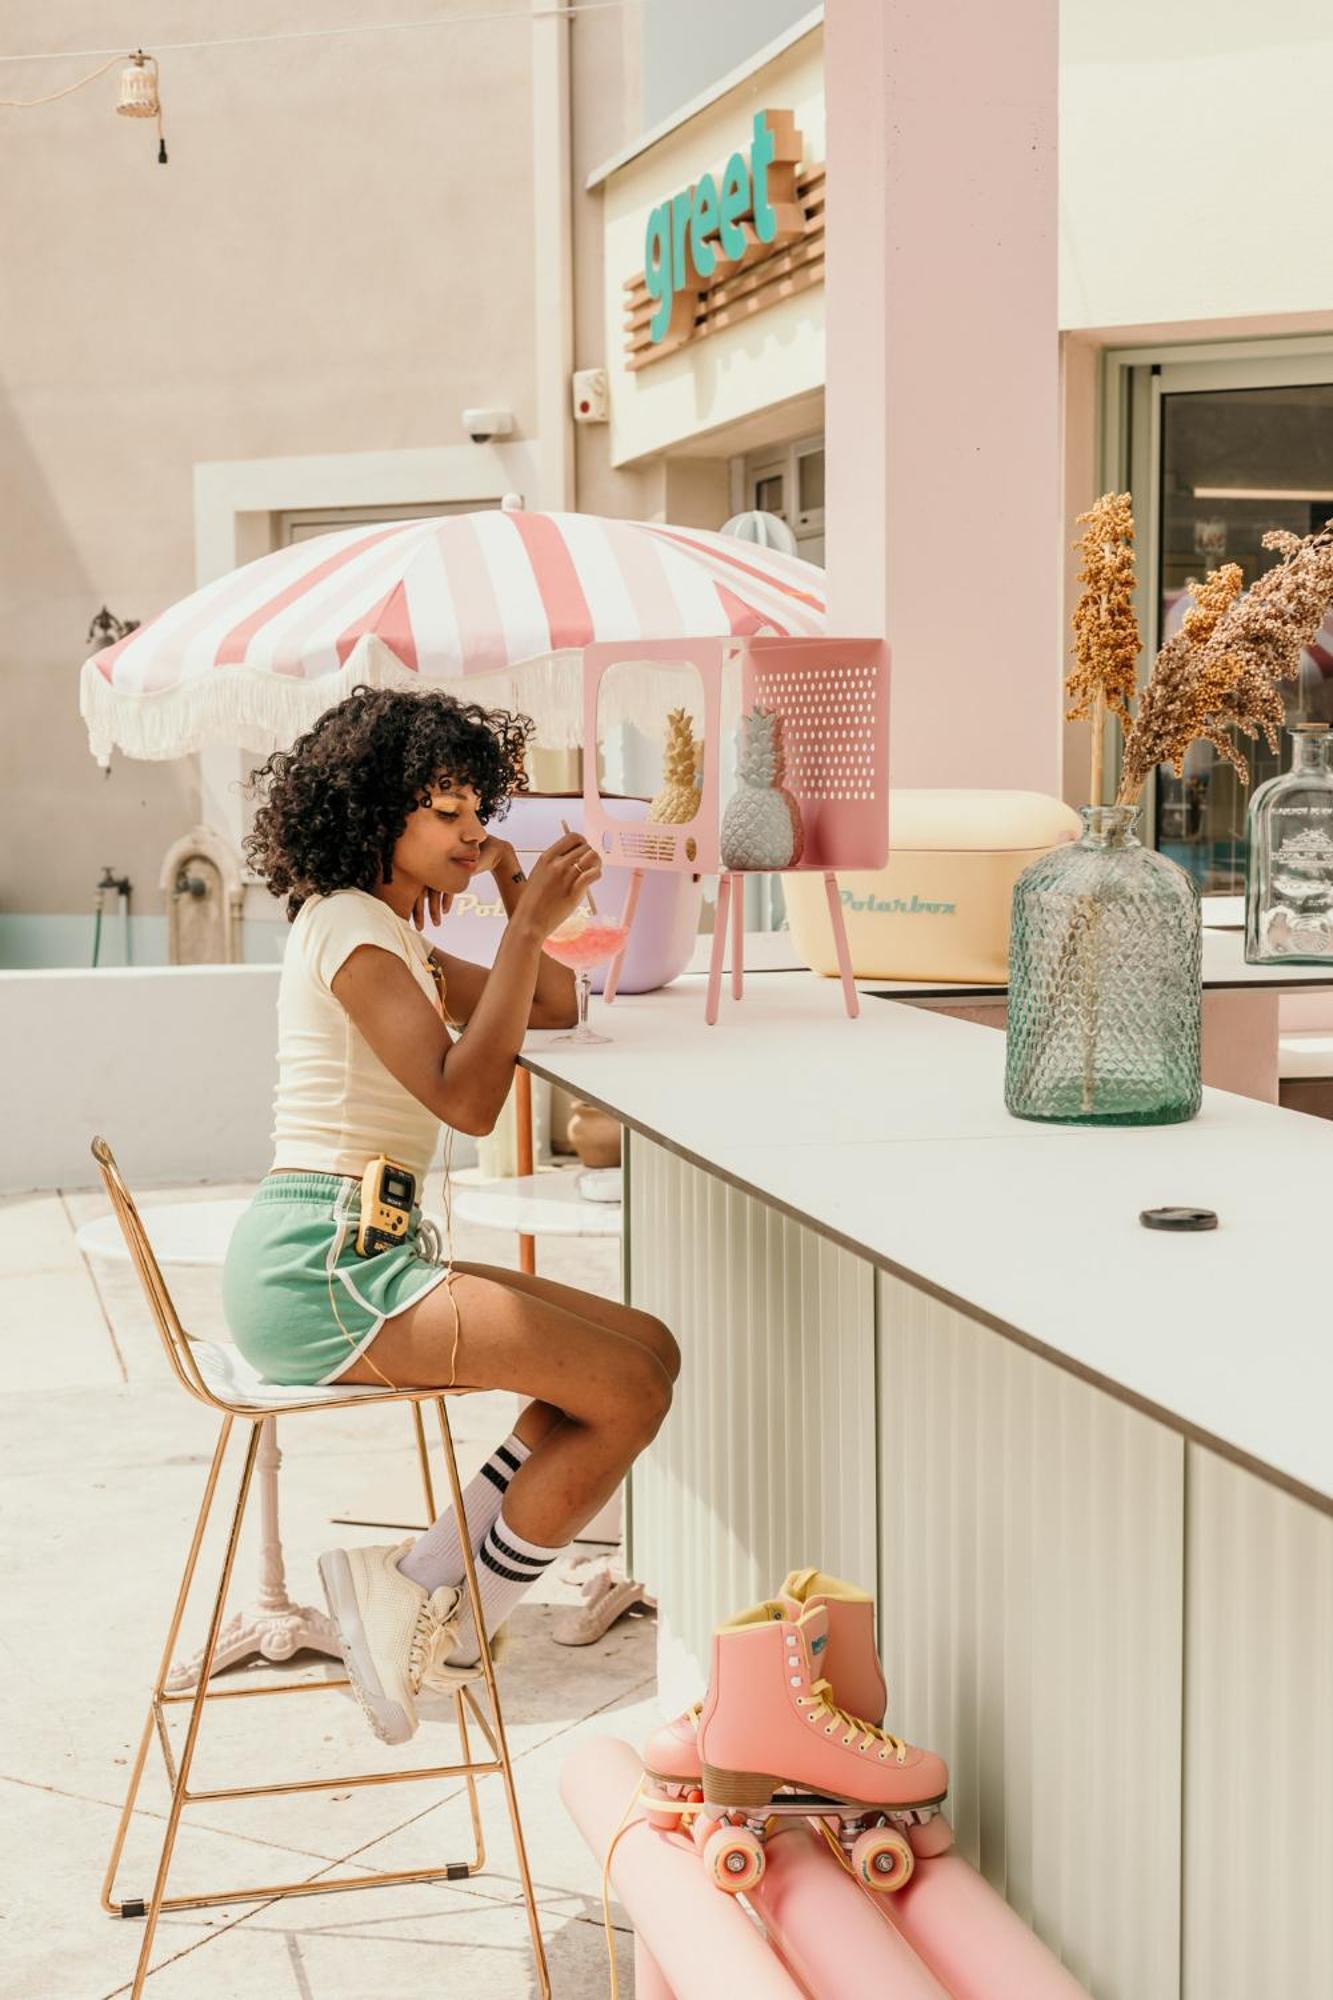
top-left (1109, 342), bottom-right (1333, 890)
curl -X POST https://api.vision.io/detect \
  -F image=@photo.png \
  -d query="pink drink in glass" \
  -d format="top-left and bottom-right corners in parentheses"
top-left (542, 922), bottom-right (631, 971)
top-left (542, 916), bottom-right (631, 1042)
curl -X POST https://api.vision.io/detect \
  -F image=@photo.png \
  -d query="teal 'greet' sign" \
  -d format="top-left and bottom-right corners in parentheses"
top-left (640, 110), bottom-right (803, 351)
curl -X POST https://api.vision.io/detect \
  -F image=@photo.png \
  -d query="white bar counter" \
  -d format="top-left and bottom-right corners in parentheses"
top-left (523, 979), bottom-right (1333, 2000)
top-left (527, 977), bottom-right (1329, 1505)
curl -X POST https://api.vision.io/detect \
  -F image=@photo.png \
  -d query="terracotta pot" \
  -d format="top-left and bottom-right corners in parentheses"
top-left (567, 1100), bottom-right (621, 1168)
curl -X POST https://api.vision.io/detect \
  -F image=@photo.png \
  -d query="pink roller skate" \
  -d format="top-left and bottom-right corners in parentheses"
top-left (693, 1600), bottom-right (948, 1897)
top-left (641, 1570), bottom-right (887, 1830)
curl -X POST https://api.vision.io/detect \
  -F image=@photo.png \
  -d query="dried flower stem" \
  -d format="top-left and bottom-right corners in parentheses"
top-left (1067, 493), bottom-right (1140, 805)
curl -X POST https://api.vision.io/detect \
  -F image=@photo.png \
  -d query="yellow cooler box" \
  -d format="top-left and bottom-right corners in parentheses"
top-left (784, 790), bottom-right (1081, 984)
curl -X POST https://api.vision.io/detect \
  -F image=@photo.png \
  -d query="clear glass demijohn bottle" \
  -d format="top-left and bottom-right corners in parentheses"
top-left (1245, 724), bottom-right (1333, 964)
top-left (1005, 804), bottom-right (1202, 1126)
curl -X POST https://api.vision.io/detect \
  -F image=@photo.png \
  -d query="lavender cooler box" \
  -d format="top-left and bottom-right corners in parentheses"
top-left (425, 793), bottom-right (701, 993)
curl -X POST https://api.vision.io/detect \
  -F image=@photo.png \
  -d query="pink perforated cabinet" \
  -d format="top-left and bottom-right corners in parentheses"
top-left (581, 636), bottom-right (890, 1022)
top-left (581, 636), bottom-right (888, 877)
top-left (740, 638), bottom-right (888, 871)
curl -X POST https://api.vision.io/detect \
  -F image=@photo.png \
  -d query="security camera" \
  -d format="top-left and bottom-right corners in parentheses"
top-left (462, 408), bottom-right (514, 444)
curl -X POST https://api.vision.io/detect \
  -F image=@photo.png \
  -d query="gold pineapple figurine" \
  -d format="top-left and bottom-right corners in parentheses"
top-left (648, 706), bottom-right (702, 824)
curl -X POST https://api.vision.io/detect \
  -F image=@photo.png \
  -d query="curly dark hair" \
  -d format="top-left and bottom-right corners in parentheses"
top-left (245, 686), bottom-right (534, 919)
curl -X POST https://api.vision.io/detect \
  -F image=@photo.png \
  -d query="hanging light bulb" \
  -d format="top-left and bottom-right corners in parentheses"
top-left (116, 51), bottom-right (158, 117)
top-left (116, 51), bottom-right (167, 163)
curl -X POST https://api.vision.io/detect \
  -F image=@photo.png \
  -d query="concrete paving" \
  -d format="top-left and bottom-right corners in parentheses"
top-left (1, 1173), bottom-right (657, 1998)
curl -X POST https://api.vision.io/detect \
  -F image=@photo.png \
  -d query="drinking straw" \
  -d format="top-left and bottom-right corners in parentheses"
top-left (560, 818), bottom-right (599, 915)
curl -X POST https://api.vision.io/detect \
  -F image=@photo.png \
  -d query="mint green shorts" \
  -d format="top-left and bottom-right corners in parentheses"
top-left (221, 1173), bottom-right (451, 1386)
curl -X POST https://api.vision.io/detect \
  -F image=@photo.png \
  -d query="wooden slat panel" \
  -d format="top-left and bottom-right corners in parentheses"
top-left (623, 240), bottom-right (824, 345)
top-left (626, 259), bottom-right (823, 369)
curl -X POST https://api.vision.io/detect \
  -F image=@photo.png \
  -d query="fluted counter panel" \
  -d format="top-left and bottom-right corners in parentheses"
top-left (1182, 1448), bottom-right (1333, 2000)
top-left (626, 1133), bottom-right (877, 1700)
top-left (878, 1271), bottom-right (1184, 2000)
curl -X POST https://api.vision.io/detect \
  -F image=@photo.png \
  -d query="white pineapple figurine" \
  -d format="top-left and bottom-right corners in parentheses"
top-left (720, 707), bottom-right (805, 870)
top-left (648, 706), bottom-right (702, 824)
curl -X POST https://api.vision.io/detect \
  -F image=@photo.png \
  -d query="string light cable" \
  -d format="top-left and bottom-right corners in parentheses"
top-left (0, 5), bottom-right (643, 164)
top-left (0, 46), bottom-right (167, 160)
top-left (0, 2), bottom-right (642, 71)
top-left (0, 52), bottom-right (120, 105)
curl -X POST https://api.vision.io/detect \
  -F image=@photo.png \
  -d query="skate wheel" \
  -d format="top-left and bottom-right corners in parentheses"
top-left (703, 1825), bottom-right (765, 1893)
top-left (851, 1826), bottom-right (914, 1892)
top-left (647, 1804), bottom-right (684, 1832)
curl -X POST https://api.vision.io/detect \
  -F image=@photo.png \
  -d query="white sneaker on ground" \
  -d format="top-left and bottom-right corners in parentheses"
top-left (317, 1539), bottom-right (465, 1745)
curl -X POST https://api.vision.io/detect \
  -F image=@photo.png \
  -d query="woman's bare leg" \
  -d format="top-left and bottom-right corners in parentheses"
top-left (340, 1269), bottom-right (674, 1548)
top-left (451, 1259), bottom-right (680, 1377)
top-left (447, 1260), bottom-right (679, 1461)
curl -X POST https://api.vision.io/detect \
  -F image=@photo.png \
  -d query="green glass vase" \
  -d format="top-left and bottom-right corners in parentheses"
top-left (1004, 804), bottom-right (1202, 1126)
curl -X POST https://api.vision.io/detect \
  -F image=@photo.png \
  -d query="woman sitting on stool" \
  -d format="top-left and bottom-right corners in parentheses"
top-left (223, 685), bottom-right (678, 1745)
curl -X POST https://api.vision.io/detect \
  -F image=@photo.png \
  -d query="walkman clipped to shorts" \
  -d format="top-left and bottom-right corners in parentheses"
top-left (356, 1155), bottom-right (416, 1256)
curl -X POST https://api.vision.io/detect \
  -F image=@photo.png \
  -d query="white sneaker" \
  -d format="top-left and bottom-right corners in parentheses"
top-left (317, 1540), bottom-right (462, 1745)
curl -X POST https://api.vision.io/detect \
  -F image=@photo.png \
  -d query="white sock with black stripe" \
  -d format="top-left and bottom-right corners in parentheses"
top-left (444, 1507), bottom-right (567, 1666)
top-left (397, 1432), bottom-right (531, 1593)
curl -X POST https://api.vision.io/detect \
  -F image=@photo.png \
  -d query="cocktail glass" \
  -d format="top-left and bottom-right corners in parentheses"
top-left (542, 910), bottom-right (632, 1044)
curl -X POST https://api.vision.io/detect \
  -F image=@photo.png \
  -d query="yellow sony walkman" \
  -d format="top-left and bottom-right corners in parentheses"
top-left (356, 1156), bottom-right (416, 1256)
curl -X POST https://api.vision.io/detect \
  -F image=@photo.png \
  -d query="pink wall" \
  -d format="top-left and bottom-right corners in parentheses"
top-left (824, 0), bottom-right (1062, 794)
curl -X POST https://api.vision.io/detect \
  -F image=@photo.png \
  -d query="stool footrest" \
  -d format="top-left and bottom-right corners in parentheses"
top-left (183, 1757), bottom-right (503, 1804)
top-left (112, 1861), bottom-right (489, 1918)
top-left (158, 1674), bottom-right (351, 1706)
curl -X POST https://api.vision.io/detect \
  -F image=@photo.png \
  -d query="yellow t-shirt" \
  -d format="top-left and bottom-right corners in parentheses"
top-left (271, 889), bottom-right (444, 1182)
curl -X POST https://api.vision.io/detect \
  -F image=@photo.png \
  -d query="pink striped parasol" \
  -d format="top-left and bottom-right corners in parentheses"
top-left (79, 504), bottom-right (826, 764)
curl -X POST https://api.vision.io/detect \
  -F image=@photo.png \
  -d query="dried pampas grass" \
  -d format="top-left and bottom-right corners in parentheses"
top-left (1068, 494), bottom-right (1333, 807)
top-left (1066, 493), bottom-right (1140, 805)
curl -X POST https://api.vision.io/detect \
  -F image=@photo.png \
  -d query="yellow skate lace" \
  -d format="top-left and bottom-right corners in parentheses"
top-left (796, 1678), bottom-right (908, 1763)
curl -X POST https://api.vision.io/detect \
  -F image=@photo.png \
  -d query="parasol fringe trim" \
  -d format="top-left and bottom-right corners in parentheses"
top-left (77, 637), bottom-right (692, 767)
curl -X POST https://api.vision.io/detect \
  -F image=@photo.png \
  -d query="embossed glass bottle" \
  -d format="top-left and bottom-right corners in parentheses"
top-left (1005, 805), bottom-right (1202, 1125)
top-left (1245, 725), bottom-right (1333, 964)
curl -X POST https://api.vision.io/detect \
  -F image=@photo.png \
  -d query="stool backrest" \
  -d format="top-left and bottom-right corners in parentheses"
top-left (90, 1137), bottom-right (225, 1410)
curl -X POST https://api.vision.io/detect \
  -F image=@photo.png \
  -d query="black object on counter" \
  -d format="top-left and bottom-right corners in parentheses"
top-left (1139, 1206), bottom-right (1219, 1232)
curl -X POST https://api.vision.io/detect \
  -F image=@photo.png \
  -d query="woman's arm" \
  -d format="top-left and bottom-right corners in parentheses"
top-left (491, 841), bottom-right (579, 1025)
top-left (422, 838), bottom-right (577, 1030)
top-left (332, 833), bottom-right (599, 1135)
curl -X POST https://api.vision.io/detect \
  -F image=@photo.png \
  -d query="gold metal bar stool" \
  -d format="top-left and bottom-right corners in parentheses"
top-left (91, 1138), bottom-right (550, 1999)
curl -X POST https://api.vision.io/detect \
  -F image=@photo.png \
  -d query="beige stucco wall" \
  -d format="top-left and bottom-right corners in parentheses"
top-left (0, 1), bottom-right (562, 925)
top-left (569, 5), bottom-right (729, 527)
top-left (570, 0), bottom-right (658, 525)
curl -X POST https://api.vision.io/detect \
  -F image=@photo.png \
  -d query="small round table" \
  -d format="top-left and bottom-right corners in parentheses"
top-left (449, 1169), bottom-right (623, 1240)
